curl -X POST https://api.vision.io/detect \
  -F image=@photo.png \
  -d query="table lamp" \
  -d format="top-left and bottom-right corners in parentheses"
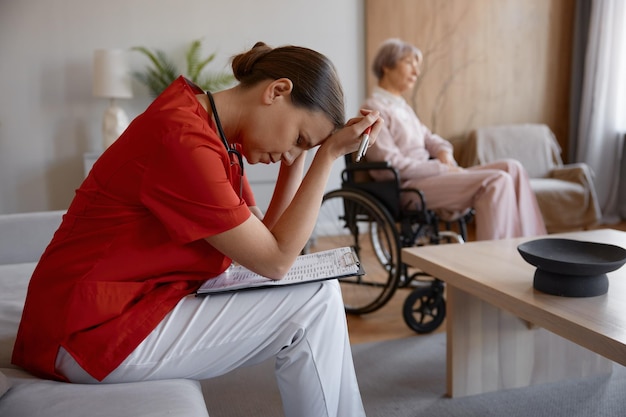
top-left (92, 49), bottom-right (133, 149)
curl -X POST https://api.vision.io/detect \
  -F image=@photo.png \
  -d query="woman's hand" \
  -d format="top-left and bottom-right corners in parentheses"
top-left (435, 150), bottom-right (464, 172)
top-left (318, 110), bottom-right (384, 160)
top-left (436, 150), bottom-right (456, 166)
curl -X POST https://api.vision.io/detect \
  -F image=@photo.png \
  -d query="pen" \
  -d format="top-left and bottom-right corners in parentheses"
top-left (355, 126), bottom-right (372, 162)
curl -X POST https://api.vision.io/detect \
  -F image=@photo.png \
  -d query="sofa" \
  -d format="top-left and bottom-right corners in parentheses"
top-left (460, 123), bottom-right (602, 233)
top-left (0, 211), bottom-right (210, 417)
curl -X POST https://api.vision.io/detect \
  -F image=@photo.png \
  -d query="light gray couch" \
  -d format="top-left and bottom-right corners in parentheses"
top-left (0, 211), bottom-right (210, 417)
top-left (460, 123), bottom-right (602, 233)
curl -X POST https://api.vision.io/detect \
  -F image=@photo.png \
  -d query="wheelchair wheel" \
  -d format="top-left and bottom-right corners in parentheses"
top-left (309, 188), bottom-right (402, 314)
top-left (402, 283), bottom-right (446, 333)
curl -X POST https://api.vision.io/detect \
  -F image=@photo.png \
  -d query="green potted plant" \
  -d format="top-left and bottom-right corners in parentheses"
top-left (132, 39), bottom-right (235, 97)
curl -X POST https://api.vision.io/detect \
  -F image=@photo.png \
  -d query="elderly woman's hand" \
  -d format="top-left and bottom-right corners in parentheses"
top-left (436, 150), bottom-right (457, 167)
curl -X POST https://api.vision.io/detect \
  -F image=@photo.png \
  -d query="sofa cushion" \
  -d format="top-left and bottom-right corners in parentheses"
top-left (0, 262), bottom-right (36, 369)
top-left (0, 211), bottom-right (64, 265)
top-left (0, 370), bottom-right (10, 399)
top-left (462, 124), bottom-right (562, 178)
top-left (529, 178), bottom-right (593, 232)
top-left (0, 368), bottom-right (209, 417)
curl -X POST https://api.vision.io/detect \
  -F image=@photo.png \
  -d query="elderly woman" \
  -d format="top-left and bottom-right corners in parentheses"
top-left (362, 38), bottom-right (546, 240)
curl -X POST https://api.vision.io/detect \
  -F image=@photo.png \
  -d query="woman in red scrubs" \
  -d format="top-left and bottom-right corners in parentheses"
top-left (12, 41), bottom-right (382, 417)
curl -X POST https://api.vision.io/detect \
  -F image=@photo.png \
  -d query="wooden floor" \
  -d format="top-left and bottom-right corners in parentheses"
top-left (346, 221), bottom-right (626, 345)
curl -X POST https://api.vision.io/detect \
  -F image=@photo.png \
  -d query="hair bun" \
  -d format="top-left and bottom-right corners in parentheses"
top-left (232, 42), bottom-right (272, 81)
top-left (252, 41), bottom-right (270, 50)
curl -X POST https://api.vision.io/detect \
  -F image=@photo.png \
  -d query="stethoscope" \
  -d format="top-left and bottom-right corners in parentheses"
top-left (206, 91), bottom-right (244, 198)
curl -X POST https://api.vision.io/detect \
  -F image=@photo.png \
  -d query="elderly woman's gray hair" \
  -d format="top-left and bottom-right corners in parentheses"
top-left (371, 38), bottom-right (422, 80)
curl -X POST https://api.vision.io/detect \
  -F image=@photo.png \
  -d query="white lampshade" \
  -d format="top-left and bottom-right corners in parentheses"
top-left (93, 49), bottom-right (133, 148)
top-left (92, 49), bottom-right (133, 99)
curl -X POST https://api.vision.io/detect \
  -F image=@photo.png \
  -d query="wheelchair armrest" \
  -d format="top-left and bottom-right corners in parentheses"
top-left (347, 161), bottom-right (391, 170)
top-left (399, 187), bottom-right (428, 212)
top-left (342, 160), bottom-right (401, 187)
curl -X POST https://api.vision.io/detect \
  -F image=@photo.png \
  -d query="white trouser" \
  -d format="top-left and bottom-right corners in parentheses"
top-left (56, 280), bottom-right (366, 417)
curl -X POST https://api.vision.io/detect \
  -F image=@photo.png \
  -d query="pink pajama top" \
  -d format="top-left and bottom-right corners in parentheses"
top-left (362, 87), bottom-right (455, 182)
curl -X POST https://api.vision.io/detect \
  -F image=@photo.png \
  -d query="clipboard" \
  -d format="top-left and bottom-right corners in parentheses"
top-left (196, 246), bottom-right (364, 295)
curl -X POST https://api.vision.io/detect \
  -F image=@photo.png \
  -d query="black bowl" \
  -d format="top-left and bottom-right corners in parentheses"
top-left (517, 238), bottom-right (626, 297)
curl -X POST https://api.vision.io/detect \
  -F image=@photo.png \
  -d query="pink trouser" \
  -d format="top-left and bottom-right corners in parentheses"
top-left (55, 280), bottom-right (365, 417)
top-left (403, 159), bottom-right (547, 240)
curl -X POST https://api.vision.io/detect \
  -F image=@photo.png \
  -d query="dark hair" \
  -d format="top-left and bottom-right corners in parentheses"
top-left (231, 42), bottom-right (345, 129)
top-left (371, 38), bottom-right (422, 80)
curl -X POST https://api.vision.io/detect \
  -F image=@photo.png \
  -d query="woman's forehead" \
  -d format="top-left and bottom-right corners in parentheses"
top-left (303, 110), bottom-right (335, 145)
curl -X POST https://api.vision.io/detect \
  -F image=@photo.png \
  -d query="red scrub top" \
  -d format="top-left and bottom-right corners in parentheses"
top-left (12, 77), bottom-right (254, 381)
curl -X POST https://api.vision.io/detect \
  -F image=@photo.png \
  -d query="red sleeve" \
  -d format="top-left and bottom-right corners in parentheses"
top-left (140, 126), bottom-right (251, 244)
top-left (241, 174), bottom-right (256, 207)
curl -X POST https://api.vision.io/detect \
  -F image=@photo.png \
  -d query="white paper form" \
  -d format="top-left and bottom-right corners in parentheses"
top-left (196, 246), bottom-right (362, 295)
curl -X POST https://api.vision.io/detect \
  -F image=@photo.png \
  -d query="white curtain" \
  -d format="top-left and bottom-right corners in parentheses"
top-left (576, 0), bottom-right (626, 223)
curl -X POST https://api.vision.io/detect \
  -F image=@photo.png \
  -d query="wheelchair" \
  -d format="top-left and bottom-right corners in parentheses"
top-left (307, 155), bottom-right (472, 334)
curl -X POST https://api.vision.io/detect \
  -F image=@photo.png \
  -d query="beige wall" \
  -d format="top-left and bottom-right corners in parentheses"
top-left (365, 0), bottom-right (574, 160)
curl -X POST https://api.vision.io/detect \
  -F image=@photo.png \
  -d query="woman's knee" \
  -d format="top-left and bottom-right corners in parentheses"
top-left (278, 281), bottom-right (347, 352)
top-left (316, 280), bottom-right (345, 314)
top-left (481, 170), bottom-right (515, 197)
top-left (498, 158), bottom-right (525, 174)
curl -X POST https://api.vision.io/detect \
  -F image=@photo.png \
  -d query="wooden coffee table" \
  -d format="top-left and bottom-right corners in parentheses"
top-left (402, 229), bottom-right (626, 397)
